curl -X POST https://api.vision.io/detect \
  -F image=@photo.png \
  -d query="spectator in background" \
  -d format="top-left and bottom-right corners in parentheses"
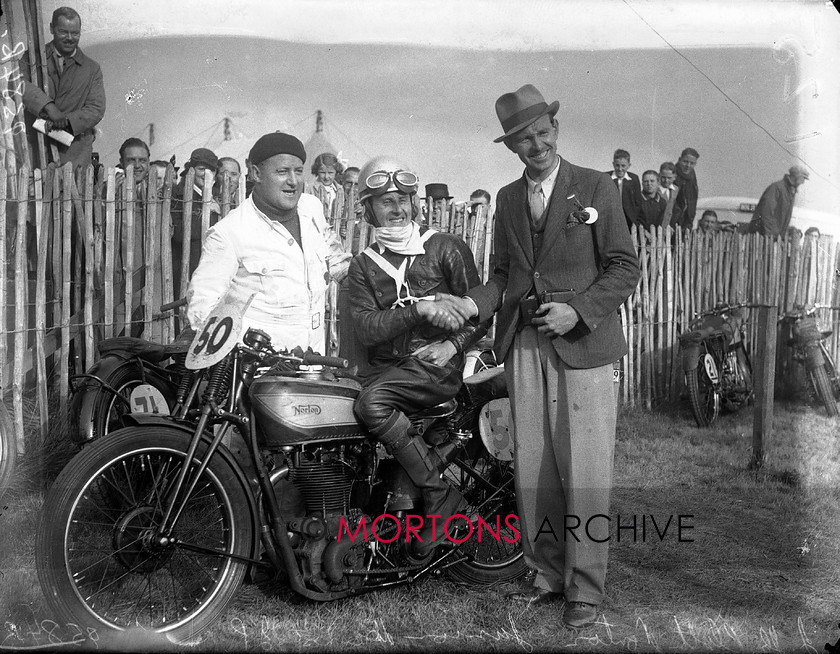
top-left (424, 183), bottom-right (452, 228)
top-left (468, 188), bottom-right (492, 226)
top-left (339, 166), bottom-right (364, 248)
top-left (311, 152), bottom-right (344, 219)
top-left (638, 170), bottom-right (666, 230)
top-left (672, 148), bottom-right (700, 229)
top-left (657, 162), bottom-right (680, 228)
top-left (171, 148), bottom-right (221, 296)
top-left (698, 210), bottom-right (718, 232)
top-left (746, 165), bottom-right (810, 237)
top-left (22, 6), bottom-right (106, 173)
top-left (607, 149), bottom-right (642, 229)
top-left (214, 157), bottom-right (242, 210)
top-left (149, 160), bottom-right (170, 195)
top-left (116, 137), bottom-right (150, 186)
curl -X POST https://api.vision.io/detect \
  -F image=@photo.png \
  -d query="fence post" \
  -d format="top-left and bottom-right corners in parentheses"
top-left (750, 304), bottom-right (778, 469)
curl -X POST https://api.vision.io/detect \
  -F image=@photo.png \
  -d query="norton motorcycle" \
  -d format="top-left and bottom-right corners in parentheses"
top-left (37, 292), bottom-right (524, 645)
top-left (678, 303), bottom-right (753, 427)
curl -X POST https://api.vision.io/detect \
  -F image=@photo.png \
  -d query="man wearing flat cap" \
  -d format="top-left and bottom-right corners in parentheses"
top-left (171, 147), bottom-right (222, 296)
top-left (187, 133), bottom-right (350, 352)
top-left (747, 164), bottom-right (810, 236)
top-left (431, 84), bottom-right (640, 627)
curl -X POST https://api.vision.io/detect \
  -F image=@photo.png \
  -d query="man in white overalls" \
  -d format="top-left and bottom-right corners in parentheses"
top-left (347, 157), bottom-right (487, 558)
top-left (187, 133), bottom-right (351, 352)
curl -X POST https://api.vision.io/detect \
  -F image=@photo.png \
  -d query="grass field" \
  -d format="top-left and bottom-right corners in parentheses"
top-left (1, 400), bottom-right (838, 652)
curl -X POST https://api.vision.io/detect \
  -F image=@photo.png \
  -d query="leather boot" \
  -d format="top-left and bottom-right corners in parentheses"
top-left (392, 436), bottom-right (464, 558)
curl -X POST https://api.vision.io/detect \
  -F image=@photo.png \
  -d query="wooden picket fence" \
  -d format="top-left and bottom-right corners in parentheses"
top-left (1, 163), bottom-right (837, 455)
top-left (621, 225), bottom-right (840, 408)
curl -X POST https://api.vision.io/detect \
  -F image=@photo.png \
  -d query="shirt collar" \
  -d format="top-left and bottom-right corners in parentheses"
top-left (611, 171), bottom-right (628, 182)
top-left (525, 158), bottom-right (560, 198)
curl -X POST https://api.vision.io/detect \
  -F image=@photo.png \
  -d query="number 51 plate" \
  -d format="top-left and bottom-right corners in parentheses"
top-left (186, 292), bottom-right (256, 370)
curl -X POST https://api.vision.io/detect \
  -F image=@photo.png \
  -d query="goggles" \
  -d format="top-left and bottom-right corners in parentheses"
top-left (364, 169), bottom-right (419, 196)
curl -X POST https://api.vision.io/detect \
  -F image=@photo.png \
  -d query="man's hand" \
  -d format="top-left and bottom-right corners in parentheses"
top-left (42, 102), bottom-right (63, 122)
top-left (533, 302), bottom-right (579, 337)
top-left (412, 340), bottom-right (457, 367)
top-left (415, 293), bottom-right (477, 331)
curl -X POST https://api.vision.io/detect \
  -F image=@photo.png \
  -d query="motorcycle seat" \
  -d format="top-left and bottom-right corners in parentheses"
top-left (164, 327), bottom-right (196, 355)
top-left (98, 337), bottom-right (169, 363)
top-left (409, 398), bottom-right (458, 419)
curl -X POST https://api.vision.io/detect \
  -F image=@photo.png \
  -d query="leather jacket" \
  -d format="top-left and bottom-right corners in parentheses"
top-left (348, 229), bottom-right (487, 368)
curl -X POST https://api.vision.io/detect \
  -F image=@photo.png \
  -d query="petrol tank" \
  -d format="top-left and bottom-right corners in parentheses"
top-left (249, 374), bottom-right (366, 446)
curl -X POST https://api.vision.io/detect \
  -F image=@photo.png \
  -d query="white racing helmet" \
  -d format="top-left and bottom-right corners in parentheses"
top-left (357, 157), bottom-right (420, 223)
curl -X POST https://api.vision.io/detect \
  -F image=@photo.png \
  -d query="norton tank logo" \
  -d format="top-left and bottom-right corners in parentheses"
top-left (293, 404), bottom-right (322, 416)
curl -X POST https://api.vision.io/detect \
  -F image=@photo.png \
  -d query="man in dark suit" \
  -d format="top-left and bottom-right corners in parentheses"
top-left (431, 84), bottom-right (640, 628)
top-left (606, 149), bottom-right (643, 229)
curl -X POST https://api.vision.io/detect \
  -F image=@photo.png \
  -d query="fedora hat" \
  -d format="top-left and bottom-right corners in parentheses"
top-left (424, 183), bottom-right (452, 200)
top-left (493, 84), bottom-right (559, 143)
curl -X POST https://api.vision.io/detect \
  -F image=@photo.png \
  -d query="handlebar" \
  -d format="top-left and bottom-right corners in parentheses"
top-left (693, 302), bottom-right (753, 320)
top-left (159, 297), bottom-right (188, 312)
top-left (782, 303), bottom-right (840, 320)
top-left (301, 352), bottom-right (350, 368)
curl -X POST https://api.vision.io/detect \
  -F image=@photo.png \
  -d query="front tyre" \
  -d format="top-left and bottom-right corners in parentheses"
top-left (36, 427), bottom-right (253, 645)
top-left (686, 359), bottom-right (721, 427)
top-left (806, 345), bottom-right (838, 417)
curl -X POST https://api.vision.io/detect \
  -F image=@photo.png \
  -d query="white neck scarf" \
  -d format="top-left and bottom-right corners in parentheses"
top-left (374, 221), bottom-right (429, 256)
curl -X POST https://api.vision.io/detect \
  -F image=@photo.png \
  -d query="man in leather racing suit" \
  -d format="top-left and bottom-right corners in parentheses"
top-left (347, 157), bottom-right (487, 558)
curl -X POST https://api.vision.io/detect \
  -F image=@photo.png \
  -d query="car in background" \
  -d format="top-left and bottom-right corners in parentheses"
top-left (695, 196), bottom-right (839, 237)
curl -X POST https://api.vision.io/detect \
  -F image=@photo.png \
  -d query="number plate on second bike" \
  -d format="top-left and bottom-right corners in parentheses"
top-left (129, 384), bottom-right (168, 414)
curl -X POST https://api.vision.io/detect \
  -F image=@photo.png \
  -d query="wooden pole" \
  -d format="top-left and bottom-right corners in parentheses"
top-left (123, 166), bottom-right (136, 336)
top-left (34, 167), bottom-right (49, 447)
top-left (103, 168), bottom-right (116, 338)
top-left (750, 304), bottom-right (778, 470)
top-left (0, 168), bottom-right (7, 390)
top-left (159, 166), bottom-right (175, 340)
top-left (144, 166), bottom-right (160, 340)
top-left (179, 168), bottom-right (195, 297)
top-left (60, 163), bottom-right (73, 415)
top-left (83, 166), bottom-right (94, 372)
top-left (13, 166), bottom-right (29, 453)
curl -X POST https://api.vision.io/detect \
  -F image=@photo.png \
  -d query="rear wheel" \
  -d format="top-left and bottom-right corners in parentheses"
top-left (806, 345), bottom-right (838, 417)
top-left (72, 360), bottom-right (176, 445)
top-left (444, 447), bottom-right (526, 585)
top-left (686, 359), bottom-right (721, 427)
top-left (36, 427), bottom-right (253, 645)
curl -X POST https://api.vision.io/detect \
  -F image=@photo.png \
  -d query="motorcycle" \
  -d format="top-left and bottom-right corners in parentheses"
top-left (36, 292), bottom-right (524, 645)
top-left (68, 299), bottom-right (194, 446)
top-left (678, 303), bottom-right (753, 427)
top-left (781, 303), bottom-right (840, 416)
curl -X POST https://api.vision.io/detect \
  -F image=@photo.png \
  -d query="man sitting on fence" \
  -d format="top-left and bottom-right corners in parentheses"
top-left (22, 6), bottom-right (106, 173)
top-left (347, 156), bottom-right (487, 559)
top-left (187, 133), bottom-right (350, 352)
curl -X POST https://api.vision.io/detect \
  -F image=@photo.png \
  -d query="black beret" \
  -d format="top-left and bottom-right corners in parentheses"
top-left (249, 133), bottom-right (307, 166)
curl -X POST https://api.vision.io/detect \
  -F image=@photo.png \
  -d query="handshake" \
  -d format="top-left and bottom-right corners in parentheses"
top-left (415, 293), bottom-right (478, 331)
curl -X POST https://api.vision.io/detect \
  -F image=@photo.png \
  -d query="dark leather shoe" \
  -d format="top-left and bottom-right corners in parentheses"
top-left (563, 601), bottom-right (598, 628)
top-left (505, 586), bottom-right (563, 605)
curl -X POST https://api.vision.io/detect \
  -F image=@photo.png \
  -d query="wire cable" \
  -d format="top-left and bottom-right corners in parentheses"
top-left (622, 0), bottom-right (838, 192)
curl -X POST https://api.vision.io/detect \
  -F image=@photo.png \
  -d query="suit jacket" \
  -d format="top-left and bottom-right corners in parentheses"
top-left (604, 171), bottom-right (642, 229)
top-left (468, 158), bottom-right (640, 368)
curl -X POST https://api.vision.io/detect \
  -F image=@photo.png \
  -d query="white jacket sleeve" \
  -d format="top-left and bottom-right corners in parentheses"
top-left (186, 227), bottom-right (240, 329)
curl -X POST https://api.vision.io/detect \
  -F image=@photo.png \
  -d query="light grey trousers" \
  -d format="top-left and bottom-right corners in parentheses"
top-left (506, 326), bottom-right (616, 605)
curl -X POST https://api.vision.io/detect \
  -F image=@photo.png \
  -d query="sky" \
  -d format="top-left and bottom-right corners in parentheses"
top-left (34, 0), bottom-right (840, 212)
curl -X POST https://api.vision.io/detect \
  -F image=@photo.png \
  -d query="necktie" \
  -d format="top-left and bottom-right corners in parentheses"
top-left (530, 185), bottom-right (545, 229)
top-left (56, 54), bottom-right (65, 73)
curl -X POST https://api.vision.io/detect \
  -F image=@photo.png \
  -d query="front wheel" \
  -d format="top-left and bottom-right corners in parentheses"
top-left (0, 401), bottom-right (16, 501)
top-left (686, 358), bottom-right (721, 427)
top-left (36, 427), bottom-right (254, 645)
top-left (805, 345), bottom-right (838, 417)
top-left (444, 448), bottom-right (526, 585)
